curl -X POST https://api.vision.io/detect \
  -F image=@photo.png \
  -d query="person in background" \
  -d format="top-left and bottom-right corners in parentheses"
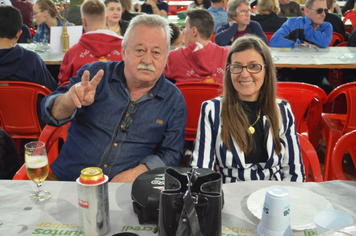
top-left (10, 0), bottom-right (35, 29)
top-left (188, 0), bottom-right (211, 11)
top-left (341, 0), bottom-right (354, 15)
top-left (207, 0), bottom-right (228, 32)
top-left (120, 0), bottom-right (142, 21)
top-left (105, 0), bottom-right (129, 36)
top-left (191, 35), bottom-right (305, 183)
top-left (165, 10), bottom-right (228, 83)
top-left (0, 6), bottom-right (57, 128)
top-left (342, 28), bottom-right (356, 83)
top-left (270, 0), bottom-right (333, 94)
top-left (215, 0), bottom-right (267, 46)
top-left (59, 2), bottom-right (83, 26)
top-left (278, 0), bottom-right (304, 17)
top-left (251, 0), bottom-right (287, 32)
top-left (332, 0), bottom-right (342, 14)
top-left (134, 0), bottom-right (168, 16)
top-left (41, 14), bottom-right (187, 182)
top-left (169, 23), bottom-right (184, 48)
top-left (32, 0), bottom-right (72, 43)
top-left (325, 0), bottom-right (347, 42)
top-left (58, 0), bottom-right (123, 86)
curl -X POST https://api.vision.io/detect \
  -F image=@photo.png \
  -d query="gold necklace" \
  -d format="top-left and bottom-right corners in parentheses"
top-left (248, 109), bottom-right (261, 134)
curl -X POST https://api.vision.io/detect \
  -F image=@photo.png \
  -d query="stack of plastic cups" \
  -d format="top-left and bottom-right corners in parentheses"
top-left (257, 186), bottom-right (292, 236)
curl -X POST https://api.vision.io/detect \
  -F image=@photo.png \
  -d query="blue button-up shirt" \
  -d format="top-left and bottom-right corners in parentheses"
top-left (41, 61), bottom-right (187, 181)
top-left (207, 7), bottom-right (228, 32)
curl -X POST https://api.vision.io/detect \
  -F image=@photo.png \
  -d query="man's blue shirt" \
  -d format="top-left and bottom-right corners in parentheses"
top-left (41, 61), bottom-right (187, 181)
top-left (207, 7), bottom-right (228, 32)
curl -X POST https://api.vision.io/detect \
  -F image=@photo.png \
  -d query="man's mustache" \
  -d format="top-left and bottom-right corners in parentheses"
top-left (137, 64), bottom-right (155, 72)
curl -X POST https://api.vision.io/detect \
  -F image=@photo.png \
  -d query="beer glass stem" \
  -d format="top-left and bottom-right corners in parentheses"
top-left (36, 182), bottom-right (44, 196)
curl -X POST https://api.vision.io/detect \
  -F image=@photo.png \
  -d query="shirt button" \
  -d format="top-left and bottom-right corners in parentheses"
top-left (114, 143), bottom-right (118, 147)
top-left (104, 164), bottom-right (108, 168)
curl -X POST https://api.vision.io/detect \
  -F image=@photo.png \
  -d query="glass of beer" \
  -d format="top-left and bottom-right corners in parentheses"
top-left (25, 141), bottom-right (51, 201)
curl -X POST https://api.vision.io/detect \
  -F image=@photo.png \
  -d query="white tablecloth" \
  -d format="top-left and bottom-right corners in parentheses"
top-left (0, 180), bottom-right (355, 235)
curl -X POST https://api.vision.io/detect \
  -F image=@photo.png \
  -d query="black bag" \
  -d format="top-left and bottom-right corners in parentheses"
top-left (158, 168), bottom-right (223, 236)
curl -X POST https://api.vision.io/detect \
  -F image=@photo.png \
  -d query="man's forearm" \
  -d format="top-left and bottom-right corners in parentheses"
top-left (51, 92), bottom-right (77, 120)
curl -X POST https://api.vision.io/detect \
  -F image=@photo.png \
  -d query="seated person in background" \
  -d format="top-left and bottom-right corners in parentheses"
top-left (134, 0), bottom-right (168, 16)
top-left (341, 0), bottom-right (355, 15)
top-left (59, 3), bottom-right (83, 26)
top-left (332, 0), bottom-right (342, 15)
top-left (58, 0), bottom-right (123, 86)
top-left (33, 0), bottom-right (72, 43)
top-left (191, 35), bottom-right (305, 183)
top-left (0, 6), bottom-right (57, 128)
top-left (215, 0), bottom-right (267, 46)
top-left (165, 10), bottom-right (228, 83)
top-left (342, 28), bottom-right (356, 83)
top-left (41, 15), bottom-right (187, 182)
top-left (105, 0), bottom-right (129, 36)
top-left (188, 0), bottom-right (211, 11)
top-left (325, 0), bottom-right (347, 42)
top-left (10, 0), bottom-right (35, 29)
top-left (120, 0), bottom-right (142, 21)
top-left (348, 28), bottom-right (356, 46)
top-left (18, 24), bottom-right (31, 43)
top-left (270, 0), bottom-right (333, 94)
top-left (250, 0), bottom-right (287, 32)
top-left (207, 0), bottom-right (228, 32)
top-left (169, 23), bottom-right (184, 48)
top-left (278, 0), bottom-right (304, 17)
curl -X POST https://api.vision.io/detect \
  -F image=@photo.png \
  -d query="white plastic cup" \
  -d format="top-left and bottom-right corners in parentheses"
top-left (257, 186), bottom-right (292, 236)
top-left (314, 210), bottom-right (354, 235)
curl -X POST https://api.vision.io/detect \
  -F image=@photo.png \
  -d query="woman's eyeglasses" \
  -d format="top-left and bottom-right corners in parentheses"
top-left (227, 64), bottom-right (265, 74)
top-left (238, 9), bottom-right (253, 15)
top-left (33, 11), bottom-right (43, 16)
top-left (120, 102), bottom-right (138, 132)
top-left (309, 8), bottom-right (328, 14)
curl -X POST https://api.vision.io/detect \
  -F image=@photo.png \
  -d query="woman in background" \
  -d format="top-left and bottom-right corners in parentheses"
top-left (214, 0), bottom-right (267, 46)
top-left (191, 35), bottom-right (305, 183)
top-left (105, 0), bottom-right (129, 36)
top-left (250, 0), bottom-right (287, 32)
top-left (32, 0), bottom-right (71, 43)
top-left (169, 23), bottom-right (184, 48)
top-left (187, 0), bottom-right (211, 11)
top-left (120, 0), bottom-right (142, 21)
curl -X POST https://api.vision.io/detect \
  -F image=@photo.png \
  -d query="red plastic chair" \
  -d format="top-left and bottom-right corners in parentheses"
top-left (343, 11), bottom-right (356, 33)
top-left (297, 133), bottom-right (323, 182)
top-left (331, 130), bottom-right (356, 180)
top-left (264, 32), bottom-right (274, 45)
top-left (321, 82), bottom-right (356, 180)
top-left (277, 82), bottom-right (327, 149)
top-left (13, 123), bottom-right (70, 180)
top-left (0, 81), bottom-right (51, 151)
top-left (29, 28), bottom-right (36, 36)
top-left (175, 82), bottom-right (223, 141)
top-left (329, 32), bottom-right (345, 46)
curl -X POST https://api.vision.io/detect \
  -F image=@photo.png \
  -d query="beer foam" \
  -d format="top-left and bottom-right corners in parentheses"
top-left (26, 155), bottom-right (48, 168)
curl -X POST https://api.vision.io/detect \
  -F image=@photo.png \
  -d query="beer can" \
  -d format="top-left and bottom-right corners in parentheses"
top-left (77, 167), bottom-right (110, 236)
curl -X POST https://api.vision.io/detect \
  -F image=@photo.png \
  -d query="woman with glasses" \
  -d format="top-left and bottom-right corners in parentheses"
top-left (191, 35), bottom-right (305, 183)
top-left (214, 0), bottom-right (267, 46)
top-left (32, 0), bottom-right (71, 43)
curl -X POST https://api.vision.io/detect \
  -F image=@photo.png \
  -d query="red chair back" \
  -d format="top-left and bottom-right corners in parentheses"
top-left (277, 82), bottom-right (327, 148)
top-left (343, 11), bottom-right (356, 33)
top-left (297, 133), bottom-right (323, 182)
top-left (175, 82), bottom-right (223, 141)
top-left (329, 32), bottom-right (344, 46)
top-left (336, 42), bottom-right (348, 46)
top-left (331, 130), bottom-right (356, 180)
top-left (264, 32), bottom-right (274, 45)
top-left (0, 81), bottom-right (51, 150)
top-left (13, 123), bottom-right (70, 180)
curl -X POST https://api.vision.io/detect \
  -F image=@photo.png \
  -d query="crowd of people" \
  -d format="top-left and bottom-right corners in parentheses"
top-left (1, 0), bottom-right (355, 182)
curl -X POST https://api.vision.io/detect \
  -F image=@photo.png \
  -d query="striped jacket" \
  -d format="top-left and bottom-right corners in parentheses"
top-left (191, 97), bottom-right (305, 183)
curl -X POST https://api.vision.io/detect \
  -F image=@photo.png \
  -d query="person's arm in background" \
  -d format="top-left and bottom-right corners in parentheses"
top-left (269, 19), bottom-right (298, 48)
top-left (214, 22), bottom-right (237, 46)
top-left (304, 19), bottom-right (333, 48)
top-left (250, 21), bottom-right (268, 45)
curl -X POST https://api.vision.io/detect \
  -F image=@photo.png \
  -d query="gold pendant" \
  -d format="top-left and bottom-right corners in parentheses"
top-left (249, 126), bottom-right (255, 134)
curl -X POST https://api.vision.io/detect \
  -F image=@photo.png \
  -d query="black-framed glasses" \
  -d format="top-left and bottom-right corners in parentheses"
top-left (238, 9), bottom-right (253, 15)
top-left (227, 64), bottom-right (265, 74)
top-left (120, 102), bottom-right (138, 132)
top-left (309, 8), bottom-right (328, 14)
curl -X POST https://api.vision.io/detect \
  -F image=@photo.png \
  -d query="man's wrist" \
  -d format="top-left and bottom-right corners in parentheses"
top-left (152, 5), bottom-right (158, 9)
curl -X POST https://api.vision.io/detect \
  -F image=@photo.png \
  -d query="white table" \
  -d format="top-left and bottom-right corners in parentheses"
top-left (18, 43), bottom-right (64, 65)
top-left (167, 1), bottom-right (193, 6)
top-left (1, 180), bottom-right (355, 235)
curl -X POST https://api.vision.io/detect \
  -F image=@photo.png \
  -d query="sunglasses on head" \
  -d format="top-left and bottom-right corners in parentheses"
top-left (310, 8), bottom-right (328, 14)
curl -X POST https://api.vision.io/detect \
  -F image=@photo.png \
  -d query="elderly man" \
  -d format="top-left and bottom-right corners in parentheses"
top-left (164, 10), bottom-right (228, 84)
top-left (278, 0), bottom-right (304, 17)
top-left (270, 0), bottom-right (333, 94)
top-left (58, 0), bottom-right (123, 85)
top-left (41, 15), bottom-right (187, 182)
top-left (134, 0), bottom-right (168, 16)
